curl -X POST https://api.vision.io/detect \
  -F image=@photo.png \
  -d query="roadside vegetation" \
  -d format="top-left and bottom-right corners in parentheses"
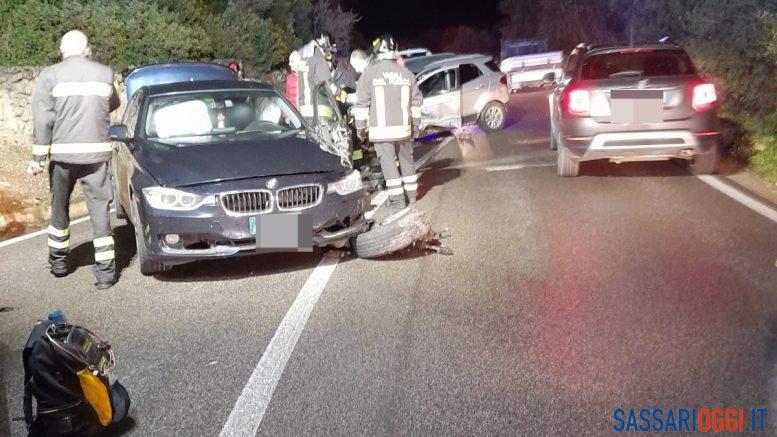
top-left (0, 0), bottom-right (358, 76)
top-left (500, 0), bottom-right (777, 184)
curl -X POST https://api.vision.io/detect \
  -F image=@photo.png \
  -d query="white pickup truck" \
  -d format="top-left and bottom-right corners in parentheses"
top-left (499, 38), bottom-right (563, 92)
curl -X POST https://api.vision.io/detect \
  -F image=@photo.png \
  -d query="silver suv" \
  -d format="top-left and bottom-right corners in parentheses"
top-left (411, 54), bottom-right (510, 133)
top-left (546, 44), bottom-right (719, 176)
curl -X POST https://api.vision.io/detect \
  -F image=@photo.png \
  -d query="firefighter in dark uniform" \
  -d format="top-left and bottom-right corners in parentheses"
top-left (297, 32), bottom-right (335, 122)
top-left (28, 30), bottom-right (120, 290)
top-left (354, 35), bottom-right (423, 212)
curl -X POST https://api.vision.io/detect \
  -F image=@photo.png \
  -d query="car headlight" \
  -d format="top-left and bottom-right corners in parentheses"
top-left (327, 170), bottom-right (363, 195)
top-left (141, 187), bottom-right (215, 210)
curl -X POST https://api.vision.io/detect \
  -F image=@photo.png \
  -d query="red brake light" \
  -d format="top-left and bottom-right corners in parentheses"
top-left (567, 89), bottom-right (591, 114)
top-left (692, 83), bottom-right (716, 110)
top-left (500, 74), bottom-right (507, 85)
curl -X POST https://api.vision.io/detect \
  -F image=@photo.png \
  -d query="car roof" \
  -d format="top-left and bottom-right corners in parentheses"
top-left (404, 53), bottom-right (455, 74)
top-left (415, 54), bottom-right (493, 76)
top-left (582, 43), bottom-right (685, 56)
top-left (125, 62), bottom-right (237, 99)
top-left (142, 80), bottom-right (274, 96)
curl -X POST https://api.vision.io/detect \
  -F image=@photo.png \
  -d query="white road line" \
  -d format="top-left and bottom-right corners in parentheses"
top-left (697, 175), bottom-right (777, 223)
top-left (219, 252), bottom-right (341, 437)
top-left (485, 163), bottom-right (555, 172)
top-left (0, 210), bottom-right (114, 249)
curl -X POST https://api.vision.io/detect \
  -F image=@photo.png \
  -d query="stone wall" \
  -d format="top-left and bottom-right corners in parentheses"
top-left (0, 66), bottom-right (128, 151)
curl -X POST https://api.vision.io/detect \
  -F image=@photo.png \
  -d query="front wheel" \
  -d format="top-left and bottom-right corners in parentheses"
top-left (130, 199), bottom-right (169, 276)
top-left (478, 101), bottom-right (506, 132)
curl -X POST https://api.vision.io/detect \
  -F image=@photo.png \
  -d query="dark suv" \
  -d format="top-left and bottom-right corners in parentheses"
top-left (545, 43), bottom-right (719, 177)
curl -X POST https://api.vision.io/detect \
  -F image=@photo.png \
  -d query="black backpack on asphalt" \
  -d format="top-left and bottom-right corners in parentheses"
top-left (22, 320), bottom-right (130, 436)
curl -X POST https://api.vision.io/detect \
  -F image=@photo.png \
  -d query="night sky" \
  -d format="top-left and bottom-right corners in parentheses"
top-left (343, 0), bottom-right (502, 49)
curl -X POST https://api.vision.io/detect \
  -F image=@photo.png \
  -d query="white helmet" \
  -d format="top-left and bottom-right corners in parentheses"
top-left (60, 30), bottom-right (89, 58)
top-left (349, 49), bottom-right (368, 74)
top-left (288, 50), bottom-right (301, 70)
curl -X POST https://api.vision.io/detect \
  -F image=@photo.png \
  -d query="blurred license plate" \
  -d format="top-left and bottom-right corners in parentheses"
top-left (611, 89), bottom-right (663, 124)
top-left (250, 214), bottom-right (312, 252)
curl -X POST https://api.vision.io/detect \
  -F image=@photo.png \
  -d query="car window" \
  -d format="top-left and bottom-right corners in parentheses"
top-left (484, 60), bottom-right (500, 72)
top-left (122, 92), bottom-right (142, 136)
top-left (144, 89), bottom-right (302, 142)
top-left (313, 83), bottom-right (340, 128)
top-left (581, 49), bottom-right (695, 80)
top-left (562, 53), bottom-right (579, 80)
top-left (419, 69), bottom-right (457, 97)
top-left (459, 64), bottom-right (482, 85)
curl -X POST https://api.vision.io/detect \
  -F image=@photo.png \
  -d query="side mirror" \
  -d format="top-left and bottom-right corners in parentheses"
top-left (109, 124), bottom-right (131, 143)
top-left (542, 72), bottom-right (556, 85)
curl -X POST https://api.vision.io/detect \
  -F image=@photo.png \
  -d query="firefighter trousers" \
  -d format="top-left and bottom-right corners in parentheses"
top-left (374, 140), bottom-right (418, 202)
top-left (47, 161), bottom-right (115, 283)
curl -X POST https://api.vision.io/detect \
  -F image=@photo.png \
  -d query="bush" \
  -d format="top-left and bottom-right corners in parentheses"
top-left (0, 0), bottom-right (355, 75)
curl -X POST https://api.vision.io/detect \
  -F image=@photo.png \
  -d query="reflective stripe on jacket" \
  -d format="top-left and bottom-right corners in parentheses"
top-left (296, 48), bottom-right (330, 118)
top-left (354, 59), bottom-right (422, 142)
top-left (31, 56), bottom-right (120, 164)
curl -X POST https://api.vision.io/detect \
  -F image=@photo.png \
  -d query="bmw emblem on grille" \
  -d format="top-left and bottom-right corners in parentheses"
top-left (266, 178), bottom-right (278, 189)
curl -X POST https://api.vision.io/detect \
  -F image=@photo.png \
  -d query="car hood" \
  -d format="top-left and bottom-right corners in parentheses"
top-left (137, 135), bottom-right (344, 187)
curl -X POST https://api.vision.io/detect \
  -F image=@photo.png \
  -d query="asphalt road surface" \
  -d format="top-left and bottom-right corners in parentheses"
top-left (2, 91), bottom-right (776, 436)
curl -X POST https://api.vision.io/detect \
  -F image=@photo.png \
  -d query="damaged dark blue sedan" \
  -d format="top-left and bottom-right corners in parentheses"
top-left (110, 79), bottom-right (366, 274)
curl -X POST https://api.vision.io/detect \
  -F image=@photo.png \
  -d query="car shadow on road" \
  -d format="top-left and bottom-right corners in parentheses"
top-left (69, 224), bottom-right (136, 279)
top-left (580, 159), bottom-right (693, 177)
top-left (152, 248), bottom-right (342, 282)
top-left (418, 158), bottom-right (462, 201)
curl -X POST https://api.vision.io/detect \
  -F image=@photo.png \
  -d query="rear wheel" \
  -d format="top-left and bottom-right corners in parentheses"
top-left (130, 198), bottom-right (169, 276)
top-left (689, 151), bottom-right (718, 175)
top-left (556, 135), bottom-right (580, 177)
top-left (478, 101), bottom-right (506, 132)
top-left (549, 119), bottom-right (558, 150)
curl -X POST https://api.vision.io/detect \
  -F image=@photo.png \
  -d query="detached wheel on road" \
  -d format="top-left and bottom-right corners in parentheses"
top-left (689, 151), bottom-right (718, 175)
top-left (351, 207), bottom-right (431, 259)
top-left (556, 136), bottom-right (580, 177)
top-left (130, 198), bottom-right (169, 276)
top-left (478, 101), bottom-right (506, 133)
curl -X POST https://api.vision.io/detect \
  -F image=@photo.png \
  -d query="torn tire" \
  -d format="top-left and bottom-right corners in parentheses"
top-left (351, 206), bottom-right (431, 258)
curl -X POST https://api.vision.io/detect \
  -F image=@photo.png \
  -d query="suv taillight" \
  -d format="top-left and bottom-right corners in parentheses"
top-left (692, 83), bottom-right (716, 110)
top-left (567, 89), bottom-right (591, 114)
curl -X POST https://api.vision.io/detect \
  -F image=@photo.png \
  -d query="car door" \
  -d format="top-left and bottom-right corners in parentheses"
top-left (311, 81), bottom-right (351, 166)
top-left (459, 63), bottom-right (490, 120)
top-left (417, 67), bottom-right (461, 129)
top-left (113, 90), bottom-right (143, 214)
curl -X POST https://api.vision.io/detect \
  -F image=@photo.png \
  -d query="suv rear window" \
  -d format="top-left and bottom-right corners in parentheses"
top-left (580, 49), bottom-right (695, 80)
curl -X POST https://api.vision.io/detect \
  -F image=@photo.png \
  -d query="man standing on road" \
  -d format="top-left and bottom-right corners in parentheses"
top-left (28, 30), bottom-right (120, 290)
top-left (354, 35), bottom-right (423, 212)
top-left (297, 32), bottom-right (335, 121)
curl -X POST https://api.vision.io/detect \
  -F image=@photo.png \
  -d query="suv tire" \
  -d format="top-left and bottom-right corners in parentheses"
top-left (478, 101), bottom-right (506, 132)
top-left (556, 136), bottom-right (580, 177)
top-left (549, 119), bottom-right (558, 150)
top-left (689, 151), bottom-right (718, 175)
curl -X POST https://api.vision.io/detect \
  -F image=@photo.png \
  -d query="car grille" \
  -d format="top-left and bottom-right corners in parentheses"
top-left (276, 184), bottom-right (322, 211)
top-left (221, 190), bottom-right (272, 215)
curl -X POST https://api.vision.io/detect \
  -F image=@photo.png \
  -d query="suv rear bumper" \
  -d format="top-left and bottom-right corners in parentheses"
top-left (564, 130), bottom-right (718, 162)
top-left (560, 112), bottom-right (718, 162)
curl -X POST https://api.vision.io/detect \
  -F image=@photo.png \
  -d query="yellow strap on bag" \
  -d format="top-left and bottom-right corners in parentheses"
top-left (77, 369), bottom-right (113, 426)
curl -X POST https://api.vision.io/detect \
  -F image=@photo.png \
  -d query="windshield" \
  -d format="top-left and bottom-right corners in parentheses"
top-left (581, 49), bottom-right (695, 80)
top-left (144, 89), bottom-right (303, 142)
